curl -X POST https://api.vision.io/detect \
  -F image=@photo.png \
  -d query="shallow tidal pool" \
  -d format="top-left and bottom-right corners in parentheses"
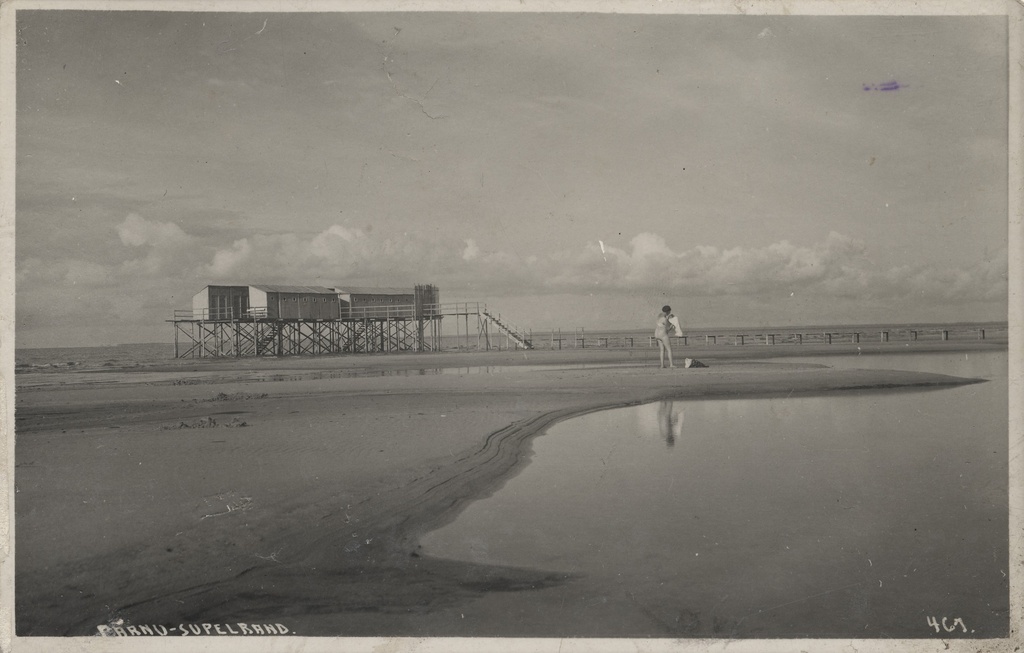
top-left (420, 351), bottom-right (1009, 638)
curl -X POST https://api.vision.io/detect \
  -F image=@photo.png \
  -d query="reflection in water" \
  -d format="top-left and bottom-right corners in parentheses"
top-left (656, 401), bottom-right (684, 448)
top-left (637, 400), bottom-right (684, 448)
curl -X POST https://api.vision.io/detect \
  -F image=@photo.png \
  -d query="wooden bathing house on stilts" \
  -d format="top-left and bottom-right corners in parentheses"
top-left (172, 283), bottom-right (446, 358)
top-left (172, 282), bottom-right (536, 358)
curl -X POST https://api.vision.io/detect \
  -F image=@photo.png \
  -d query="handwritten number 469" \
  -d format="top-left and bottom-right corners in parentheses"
top-left (927, 616), bottom-right (967, 634)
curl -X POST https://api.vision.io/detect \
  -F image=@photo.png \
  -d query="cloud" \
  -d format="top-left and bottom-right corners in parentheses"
top-left (208, 238), bottom-right (253, 277)
top-left (117, 213), bottom-right (191, 248)
top-left (201, 227), bottom-right (373, 282)
top-left (536, 231), bottom-right (868, 295)
top-left (17, 214), bottom-right (208, 331)
top-left (64, 259), bottom-right (113, 286)
top-left (871, 249), bottom-right (1008, 303)
top-left (200, 224), bottom-right (476, 284)
top-left (15, 217), bottom-right (1007, 347)
top-left (22, 215), bottom-right (1010, 308)
top-left (195, 223), bottom-right (1007, 307)
top-left (519, 229), bottom-right (1006, 309)
top-left (115, 213), bottom-right (203, 277)
top-left (462, 239), bottom-right (480, 261)
top-left (17, 257), bottom-right (111, 288)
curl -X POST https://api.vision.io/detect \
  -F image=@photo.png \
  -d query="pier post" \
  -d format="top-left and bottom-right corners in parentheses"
top-left (979, 328), bottom-right (986, 340)
top-left (825, 333), bottom-right (832, 345)
top-left (881, 331), bottom-right (888, 343)
top-left (941, 330), bottom-right (949, 341)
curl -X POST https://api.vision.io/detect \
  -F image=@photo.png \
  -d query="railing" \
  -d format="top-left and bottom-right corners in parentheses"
top-left (530, 325), bottom-right (1006, 350)
top-left (171, 309), bottom-right (254, 321)
top-left (341, 304), bottom-right (425, 319)
top-left (435, 301), bottom-right (486, 316)
top-left (481, 311), bottom-right (533, 349)
top-left (173, 302), bottom-right (488, 321)
top-left (510, 325), bottom-right (1007, 350)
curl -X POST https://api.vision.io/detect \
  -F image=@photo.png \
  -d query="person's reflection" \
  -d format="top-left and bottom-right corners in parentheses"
top-left (656, 400), bottom-right (684, 448)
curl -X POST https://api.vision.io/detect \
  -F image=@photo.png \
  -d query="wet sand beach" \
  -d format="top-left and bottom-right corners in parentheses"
top-left (12, 343), bottom-right (1004, 637)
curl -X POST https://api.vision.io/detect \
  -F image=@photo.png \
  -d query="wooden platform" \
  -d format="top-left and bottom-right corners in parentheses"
top-left (169, 302), bottom-right (535, 358)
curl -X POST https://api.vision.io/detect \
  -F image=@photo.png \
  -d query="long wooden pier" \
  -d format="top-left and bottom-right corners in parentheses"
top-left (532, 323), bottom-right (1008, 350)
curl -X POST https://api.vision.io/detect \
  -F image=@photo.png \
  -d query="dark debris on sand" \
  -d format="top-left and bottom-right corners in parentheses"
top-left (164, 416), bottom-right (249, 430)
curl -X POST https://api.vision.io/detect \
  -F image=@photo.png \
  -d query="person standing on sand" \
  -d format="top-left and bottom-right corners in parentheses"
top-left (654, 305), bottom-right (676, 369)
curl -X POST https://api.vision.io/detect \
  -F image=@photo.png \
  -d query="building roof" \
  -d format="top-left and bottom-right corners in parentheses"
top-left (249, 284), bottom-right (338, 294)
top-left (198, 284), bottom-right (415, 296)
top-left (335, 286), bottom-right (413, 295)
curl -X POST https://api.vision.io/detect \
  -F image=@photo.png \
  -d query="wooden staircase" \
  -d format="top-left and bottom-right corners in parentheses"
top-left (481, 311), bottom-right (533, 349)
top-left (342, 321), bottom-right (367, 353)
top-left (256, 326), bottom-right (277, 355)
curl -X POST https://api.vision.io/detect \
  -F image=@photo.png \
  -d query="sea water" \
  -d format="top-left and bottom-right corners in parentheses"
top-left (418, 351), bottom-right (1009, 638)
top-left (14, 343), bottom-right (173, 372)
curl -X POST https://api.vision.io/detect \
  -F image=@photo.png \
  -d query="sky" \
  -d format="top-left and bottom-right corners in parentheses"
top-left (12, 10), bottom-right (1010, 347)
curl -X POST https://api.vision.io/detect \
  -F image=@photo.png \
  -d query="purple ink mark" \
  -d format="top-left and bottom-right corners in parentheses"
top-left (864, 80), bottom-right (906, 91)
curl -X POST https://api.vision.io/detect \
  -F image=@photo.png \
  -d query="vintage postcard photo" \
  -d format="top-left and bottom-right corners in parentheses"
top-left (1, 1), bottom-right (1019, 651)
